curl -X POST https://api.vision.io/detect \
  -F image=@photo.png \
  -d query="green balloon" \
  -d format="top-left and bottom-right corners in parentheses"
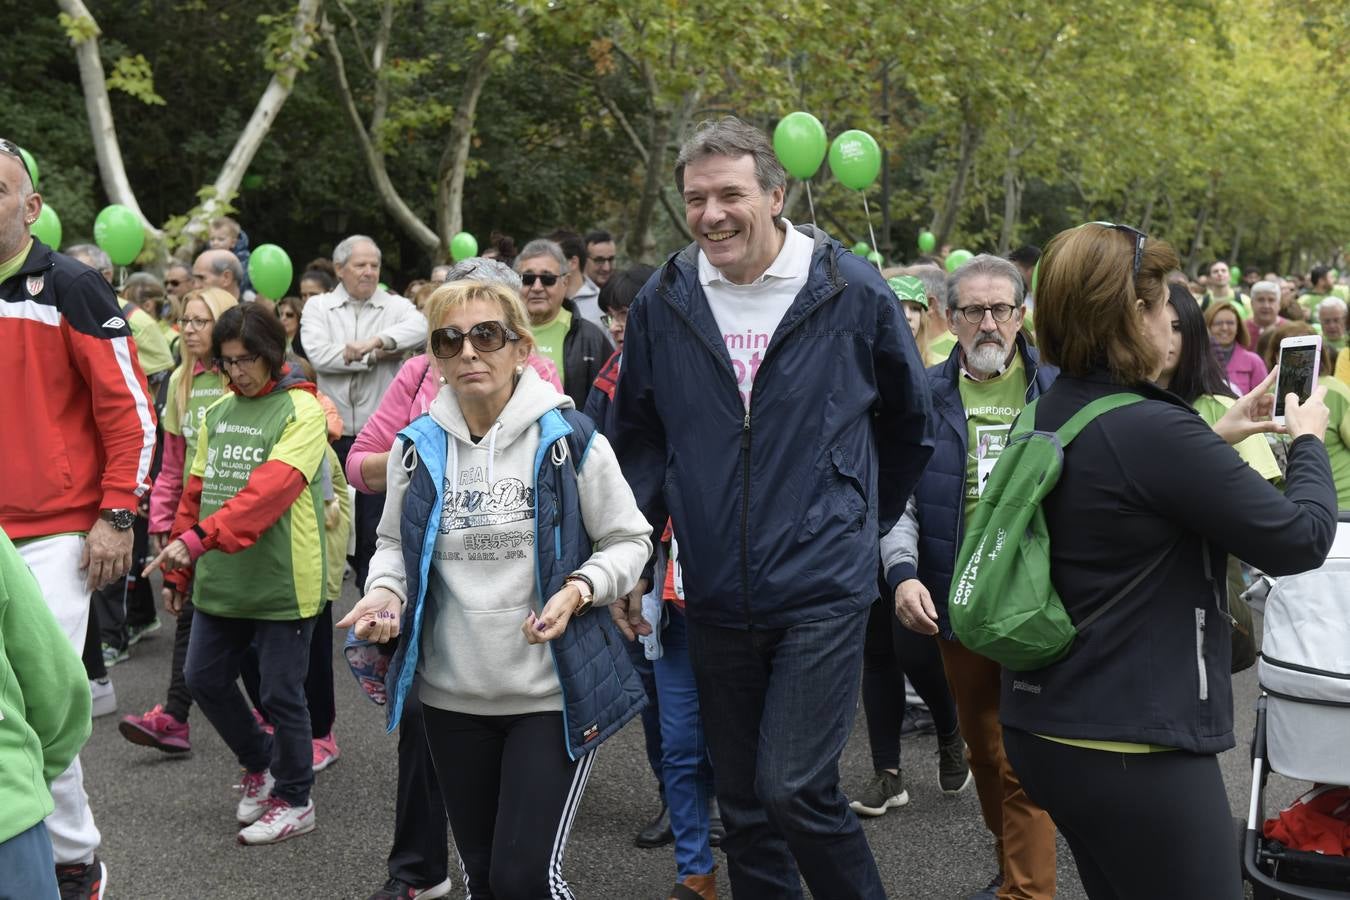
top-left (1031, 259), bottom-right (1040, 294)
top-left (945, 249), bottom-right (974, 273)
top-left (247, 243), bottom-right (293, 300)
top-left (866, 251), bottom-right (884, 265)
top-left (450, 231), bottom-right (479, 262)
top-left (918, 230), bottom-right (936, 254)
top-left (852, 241), bottom-right (871, 256)
top-left (93, 204), bottom-right (145, 266)
top-left (1230, 266), bottom-right (1241, 287)
top-left (772, 111), bottom-right (828, 180)
top-left (19, 147), bottom-right (38, 190)
top-left (31, 204), bottom-right (61, 248)
top-left (827, 129), bottom-right (882, 191)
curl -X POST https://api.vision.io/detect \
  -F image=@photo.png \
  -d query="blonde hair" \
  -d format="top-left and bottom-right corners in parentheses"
top-left (173, 288), bottom-right (236, 418)
top-left (905, 302), bottom-right (932, 361)
top-left (423, 280), bottom-right (536, 355)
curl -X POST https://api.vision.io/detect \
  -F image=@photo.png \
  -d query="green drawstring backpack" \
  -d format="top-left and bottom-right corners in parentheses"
top-left (948, 392), bottom-right (1169, 670)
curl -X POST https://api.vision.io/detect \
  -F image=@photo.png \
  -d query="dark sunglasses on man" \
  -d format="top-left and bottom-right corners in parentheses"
top-left (520, 273), bottom-right (561, 288)
top-left (430, 321), bottom-right (520, 359)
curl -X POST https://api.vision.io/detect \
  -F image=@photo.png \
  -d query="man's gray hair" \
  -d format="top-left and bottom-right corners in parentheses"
top-left (946, 254), bottom-right (1026, 312)
top-left (513, 239), bottom-right (567, 273)
top-left (1317, 296), bottom-right (1347, 316)
top-left (208, 251), bottom-right (244, 285)
top-left (674, 116), bottom-right (787, 196)
top-left (445, 256), bottom-right (522, 291)
top-left (903, 264), bottom-right (948, 314)
top-left (334, 234), bottom-right (381, 267)
top-left (1251, 280), bottom-right (1279, 299)
top-left (66, 243), bottom-right (113, 275)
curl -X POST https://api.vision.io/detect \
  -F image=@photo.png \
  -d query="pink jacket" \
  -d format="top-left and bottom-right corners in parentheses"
top-left (344, 352), bottom-right (563, 493)
top-left (1225, 343), bottom-right (1269, 396)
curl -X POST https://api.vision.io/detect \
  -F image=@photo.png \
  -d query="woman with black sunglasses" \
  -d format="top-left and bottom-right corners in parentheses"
top-left (996, 224), bottom-right (1335, 898)
top-left (339, 280), bottom-right (651, 898)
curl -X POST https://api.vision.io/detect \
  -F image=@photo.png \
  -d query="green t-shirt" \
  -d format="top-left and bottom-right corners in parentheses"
top-left (1301, 292), bottom-right (1330, 315)
top-left (531, 309), bottom-right (572, 387)
top-left (1192, 394), bottom-right (1281, 482)
top-left (163, 367), bottom-right (228, 464)
top-left (927, 331), bottom-right (957, 366)
top-left (126, 306), bottom-right (175, 376)
top-left (190, 386), bottom-right (328, 620)
top-left (957, 353), bottom-right (1028, 522)
top-left (1319, 376), bottom-right (1350, 508)
top-left (0, 240), bottom-right (32, 283)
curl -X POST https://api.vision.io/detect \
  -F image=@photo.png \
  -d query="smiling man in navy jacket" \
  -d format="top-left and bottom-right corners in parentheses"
top-left (611, 116), bottom-right (933, 899)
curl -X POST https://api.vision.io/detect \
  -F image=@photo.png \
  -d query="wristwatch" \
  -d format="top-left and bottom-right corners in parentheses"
top-left (565, 574), bottom-right (594, 616)
top-left (100, 508), bottom-right (136, 531)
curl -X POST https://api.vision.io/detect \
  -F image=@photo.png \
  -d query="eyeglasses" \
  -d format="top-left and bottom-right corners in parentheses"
top-left (430, 321), bottom-right (519, 359)
top-left (177, 316), bottom-right (213, 331)
top-left (1089, 221), bottom-right (1146, 276)
top-left (216, 353), bottom-right (260, 371)
top-left (590, 256), bottom-right (616, 267)
top-left (600, 309), bottom-right (628, 328)
top-left (279, 310), bottom-right (298, 320)
top-left (165, 278), bottom-right (187, 288)
top-left (0, 138), bottom-right (33, 186)
top-left (520, 273), bottom-right (561, 287)
top-left (953, 304), bottom-right (1018, 325)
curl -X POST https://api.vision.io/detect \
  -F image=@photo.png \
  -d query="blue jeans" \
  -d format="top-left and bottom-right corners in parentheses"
top-left (688, 609), bottom-right (884, 899)
top-left (0, 822), bottom-right (59, 899)
top-left (184, 610), bottom-right (317, 805)
top-left (654, 605), bottom-right (715, 877)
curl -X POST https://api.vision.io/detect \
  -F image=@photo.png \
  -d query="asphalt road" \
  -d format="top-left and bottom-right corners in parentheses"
top-left (81, 582), bottom-right (1298, 899)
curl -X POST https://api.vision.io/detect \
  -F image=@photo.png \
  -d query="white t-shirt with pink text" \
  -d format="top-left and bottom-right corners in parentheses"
top-left (698, 221), bottom-right (814, 409)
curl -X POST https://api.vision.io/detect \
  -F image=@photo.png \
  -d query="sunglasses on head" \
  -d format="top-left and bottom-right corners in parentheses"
top-left (520, 273), bottom-right (561, 287)
top-left (430, 321), bottom-right (520, 359)
top-left (1089, 221), bottom-right (1146, 277)
top-left (0, 138), bottom-right (34, 186)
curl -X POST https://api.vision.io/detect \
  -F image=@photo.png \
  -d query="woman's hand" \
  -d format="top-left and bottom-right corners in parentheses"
top-left (337, 587), bottom-right (403, 643)
top-left (162, 588), bottom-right (187, 617)
top-left (524, 584), bottom-right (579, 644)
top-left (609, 579), bottom-right (651, 641)
top-left (142, 538), bottom-right (192, 577)
top-left (1285, 383), bottom-right (1330, 442)
top-left (1212, 367), bottom-right (1285, 446)
top-left (894, 579), bottom-right (939, 635)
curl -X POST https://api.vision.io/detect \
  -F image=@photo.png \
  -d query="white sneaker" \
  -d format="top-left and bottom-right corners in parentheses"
top-left (235, 770), bottom-right (276, 824)
top-left (237, 797), bottom-right (315, 845)
top-left (90, 678), bottom-right (117, 718)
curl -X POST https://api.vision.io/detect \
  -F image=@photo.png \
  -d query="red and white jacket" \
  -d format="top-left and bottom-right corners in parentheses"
top-left (0, 239), bottom-right (156, 540)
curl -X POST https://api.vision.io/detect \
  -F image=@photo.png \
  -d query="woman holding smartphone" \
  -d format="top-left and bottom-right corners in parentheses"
top-left (339, 280), bottom-right (651, 898)
top-left (1000, 223), bottom-right (1336, 898)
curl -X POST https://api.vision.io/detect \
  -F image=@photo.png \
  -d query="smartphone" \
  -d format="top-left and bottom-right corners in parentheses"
top-left (1273, 334), bottom-right (1322, 425)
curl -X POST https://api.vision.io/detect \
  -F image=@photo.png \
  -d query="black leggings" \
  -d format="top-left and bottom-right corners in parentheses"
top-left (859, 596), bottom-right (960, 772)
top-left (422, 706), bottom-right (593, 899)
top-left (1003, 727), bottom-right (1241, 899)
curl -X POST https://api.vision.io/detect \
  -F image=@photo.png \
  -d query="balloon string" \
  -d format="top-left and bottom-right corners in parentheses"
top-left (806, 182), bottom-right (817, 228)
top-left (862, 193), bottom-right (881, 270)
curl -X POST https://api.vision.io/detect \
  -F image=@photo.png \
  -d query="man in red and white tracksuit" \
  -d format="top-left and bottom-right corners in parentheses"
top-left (0, 145), bottom-right (156, 897)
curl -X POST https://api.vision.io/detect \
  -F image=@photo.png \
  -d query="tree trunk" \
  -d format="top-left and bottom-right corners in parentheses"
top-left (434, 36), bottom-right (499, 258)
top-left (181, 0), bottom-right (322, 249)
top-left (321, 10), bottom-right (439, 254)
top-left (997, 159), bottom-right (1022, 256)
top-left (1139, 194), bottom-right (1156, 234)
top-left (1229, 223), bottom-right (1244, 268)
top-left (56, 0), bottom-right (159, 235)
top-left (627, 110), bottom-right (670, 263)
top-left (930, 112), bottom-right (981, 246)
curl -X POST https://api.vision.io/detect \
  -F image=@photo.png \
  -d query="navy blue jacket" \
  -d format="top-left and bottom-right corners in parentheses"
top-left (612, 226), bottom-right (934, 629)
top-left (382, 408), bottom-right (646, 760)
top-left (885, 336), bottom-right (1058, 638)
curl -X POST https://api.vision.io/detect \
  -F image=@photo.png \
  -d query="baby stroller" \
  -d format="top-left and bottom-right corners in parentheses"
top-left (1242, 518), bottom-right (1350, 899)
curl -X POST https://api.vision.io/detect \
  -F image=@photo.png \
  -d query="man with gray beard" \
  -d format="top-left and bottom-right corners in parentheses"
top-left (880, 254), bottom-right (1060, 900)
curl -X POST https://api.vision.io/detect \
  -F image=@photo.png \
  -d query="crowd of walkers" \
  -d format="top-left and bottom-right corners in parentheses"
top-left (0, 116), bottom-right (1345, 900)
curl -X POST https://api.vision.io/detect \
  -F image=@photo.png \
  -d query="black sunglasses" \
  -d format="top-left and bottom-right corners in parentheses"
top-left (1090, 221), bottom-right (1146, 276)
top-left (0, 138), bottom-right (34, 186)
top-left (521, 273), bottom-right (561, 287)
top-left (430, 321), bottom-right (520, 359)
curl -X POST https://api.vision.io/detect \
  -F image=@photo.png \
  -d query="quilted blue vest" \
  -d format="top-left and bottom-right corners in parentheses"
top-left (383, 407), bottom-right (646, 760)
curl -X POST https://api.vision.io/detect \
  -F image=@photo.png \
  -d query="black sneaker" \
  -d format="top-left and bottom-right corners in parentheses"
top-left (366, 876), bottom-right (452, 899)
top-left (635, 802), bottom-right (673, 848)
top-left (848, 770), bottom-right (909, 817)
top-left (938, 728), bottom-right (973, 794)
top-left (56, 857), bottom-right (106, 900)
top-left (967, 871), bottom-right (1002, 900)
top-left (900, 704), bottom-right (936, 738)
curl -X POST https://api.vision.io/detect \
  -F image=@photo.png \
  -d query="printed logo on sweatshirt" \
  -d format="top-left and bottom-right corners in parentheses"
top-left (439, 475), bottom-right (535, 533)
top-left (101, 316), bottom-right (127, 330)
top-left (25, 275), bottom-right (44, 297)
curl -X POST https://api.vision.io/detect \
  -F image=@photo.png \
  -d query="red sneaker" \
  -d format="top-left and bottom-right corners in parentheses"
top-left (312, 732), bottom-right (341, 772)
top-left (117, 705), bottom-right (190, 754)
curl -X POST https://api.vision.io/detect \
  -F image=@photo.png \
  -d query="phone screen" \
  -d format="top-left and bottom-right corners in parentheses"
top-left (1275, 345), bottom-right (1318, 417)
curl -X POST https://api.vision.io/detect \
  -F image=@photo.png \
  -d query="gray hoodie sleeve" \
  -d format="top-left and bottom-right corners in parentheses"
top-left (880, 496), bottom-right (921, 592)
top-left (364, 442), bottom-right (411, 603)
top-left (572, 432), bottom-right (655, 606)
